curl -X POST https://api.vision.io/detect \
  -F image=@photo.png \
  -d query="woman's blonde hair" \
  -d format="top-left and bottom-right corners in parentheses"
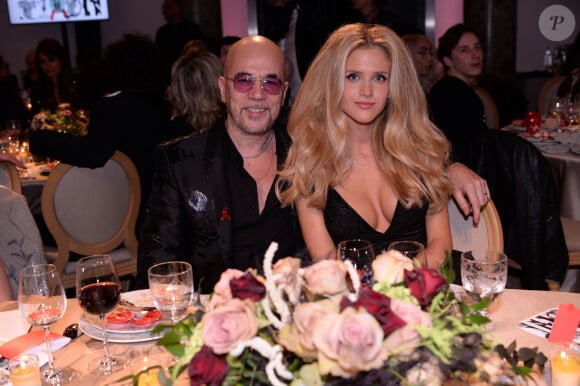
top-left (401, 34), bottom-right (441, 93)
top-left (166, 52), bottom-right (224, 131)
top-left (277, 23), bottom-right (452, 212)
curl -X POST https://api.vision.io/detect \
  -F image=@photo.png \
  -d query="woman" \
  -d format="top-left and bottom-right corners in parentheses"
top-left (30, 38), bottom-right (79, 114)
top-left (402, 34), bottom-right (441, 94)
top-left (277, 23), bottom-right (453, 268)
top-left (164, 51), bottom-right (224, 141)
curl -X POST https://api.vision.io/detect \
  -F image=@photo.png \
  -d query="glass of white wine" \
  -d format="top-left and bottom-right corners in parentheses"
top-left (148, 261), bottom-right (194, 324)
top-left (387, 240), bottom-right (427, 267)
top-left (460, 249), bottom-right (507, 317)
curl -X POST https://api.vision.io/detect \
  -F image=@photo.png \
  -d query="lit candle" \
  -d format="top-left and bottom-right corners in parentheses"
top-left (8, 354), bottom-right (41, 386)
top-left (552, 344), bottom-right (580, 386)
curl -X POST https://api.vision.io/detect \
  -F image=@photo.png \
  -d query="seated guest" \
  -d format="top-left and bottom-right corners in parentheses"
top-left (29, 34), bottom-right (171, 236)
top-left (402, 34), bottom-right (441, 94)
top-left (277, 23), bottom-right (453, 267)
top-left (427, 24), bottom-right (488, 162)
top-left (163, 51), bottom-right (225, 141)
top-left (0, 56), bottom-right (28, 128)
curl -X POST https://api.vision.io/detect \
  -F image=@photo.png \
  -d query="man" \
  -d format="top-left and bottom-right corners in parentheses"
top-left (137, 36), bottom-right (302, 293)
top-left (137, 35), bottom-right (490, 293)
top-left (155, 0), bottom-right (203, 67)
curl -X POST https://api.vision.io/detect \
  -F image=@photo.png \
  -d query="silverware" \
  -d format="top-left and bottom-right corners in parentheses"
top-left (62, 323), bottom-right (82, 340)
top-left (118, 299), bottom-right (157, 312)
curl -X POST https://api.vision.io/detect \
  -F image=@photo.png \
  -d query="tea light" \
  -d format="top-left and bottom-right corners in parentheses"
top-left (8, 354), bottom-right (41, 386)
top-left (551, 343), bottom-right (580, 386)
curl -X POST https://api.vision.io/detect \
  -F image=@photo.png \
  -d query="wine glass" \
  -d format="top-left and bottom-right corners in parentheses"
top-left (388, 240), bottom-right (427, 267)
top-left (18, 264), bottom-right (75, 384)
top-left (460, 249), bottom-right (507, 317)
top-left (148, 261), bottom-right (194, 324)
top-left (337, 239), bottom-right (375, 285)
top-left (76, 254), bottom-right (127, 375)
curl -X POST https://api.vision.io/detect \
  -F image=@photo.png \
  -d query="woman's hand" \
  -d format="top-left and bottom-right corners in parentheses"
top-left (448, 162), bottom-right (489, 224)
top-left (0, 154), bottom-right (26, 169)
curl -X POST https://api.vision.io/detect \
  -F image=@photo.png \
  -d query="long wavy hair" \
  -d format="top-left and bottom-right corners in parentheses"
top-left (276, 23), bottom-right (452, 213)
top-left (166, 52), bottom-right (224, 130)
top-left (35, 38), bottom-right (77, 107)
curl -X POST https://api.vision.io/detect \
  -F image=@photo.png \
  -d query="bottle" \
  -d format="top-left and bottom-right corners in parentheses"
top-left (544, 47), bottom-right (553, 72)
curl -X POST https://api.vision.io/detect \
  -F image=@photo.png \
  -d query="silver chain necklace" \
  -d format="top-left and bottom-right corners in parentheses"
top-left (240, 132), bottom-right (275, 160)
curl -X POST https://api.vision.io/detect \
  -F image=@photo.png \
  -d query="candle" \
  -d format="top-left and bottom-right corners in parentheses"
top-left (551, 344), bottom-right (580, 386)
top-left (8, 354), bottom-right (41, 386)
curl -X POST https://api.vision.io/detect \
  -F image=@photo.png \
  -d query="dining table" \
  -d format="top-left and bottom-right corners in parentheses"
top-left (0, 288), bottom-right (578, 386)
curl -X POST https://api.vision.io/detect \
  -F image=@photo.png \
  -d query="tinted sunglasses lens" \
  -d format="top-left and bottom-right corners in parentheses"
top-left (262, 79), bottom-right (283, 95)
top-left (233, 76), bottom-right (253, 92)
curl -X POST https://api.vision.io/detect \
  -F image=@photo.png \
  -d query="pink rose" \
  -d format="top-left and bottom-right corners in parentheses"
top-left (372, 250), bottom-right (415, 285)
top-left (302, 259), bottom-right (349, 297)
top-left (384, 299), bottom-right (432, 355)
top-left (201, 298), bottom-right (259, 354)
top-left (272, 257), bottom-right (303, 303)
top-left (311, 307), bottom-right (388, 377)
top-left (208, 269), bottom-right (245, 309)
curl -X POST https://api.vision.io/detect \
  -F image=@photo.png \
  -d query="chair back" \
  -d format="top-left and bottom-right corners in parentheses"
top-left (0, 162), bottom-right (21, 193)
top-left (474, 86), bottom-right (499, 129)
top-left (538, 76), bottom-right (565, 116)
top-left (448, 198), bottom-right (504, 253)
top-left (41, 151), bottom-right (140, 289)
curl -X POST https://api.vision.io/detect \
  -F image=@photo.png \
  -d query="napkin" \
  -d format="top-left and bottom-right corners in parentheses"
top-left (0, 331), bottom-right (71, 368)
top-left (0, 310), bottom-right (30, 345)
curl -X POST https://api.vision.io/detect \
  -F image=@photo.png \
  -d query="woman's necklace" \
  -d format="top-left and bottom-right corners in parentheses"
top-left (240, 132), bottom-right (275, 160)
top-left (353, 153), bottom-right (376, 169)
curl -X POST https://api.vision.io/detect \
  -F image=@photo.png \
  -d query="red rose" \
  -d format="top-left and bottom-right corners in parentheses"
top-left (188, 345), bottom-right (229, 386)
top-left (340, 287), bottom-right (406, 335)
top-left (404, 268), bottom-right (448, 307)
top-left (230, 272), bottom-right (266, 301)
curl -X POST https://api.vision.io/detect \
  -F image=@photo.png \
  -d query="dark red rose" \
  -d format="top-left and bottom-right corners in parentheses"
top-left (404, 268), bottom-right (448, 306)
top-left (230, 272), bottom-right (266, 301)
top-left (188, 345), bottom-right (229, 386)
top-left (340, 287), bottom-right (406, 335)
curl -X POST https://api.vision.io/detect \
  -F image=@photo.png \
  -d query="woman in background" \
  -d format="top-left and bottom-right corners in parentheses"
top-left (277, 23), bottom-right (453, 267)
top-left (402, 34), bottom-right (441, 94)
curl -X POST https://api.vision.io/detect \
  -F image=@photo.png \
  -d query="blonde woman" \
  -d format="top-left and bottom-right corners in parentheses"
top-left (402, 34), bottom-right (441, 94)
top-left (277, 23), bottom-right (453, 268)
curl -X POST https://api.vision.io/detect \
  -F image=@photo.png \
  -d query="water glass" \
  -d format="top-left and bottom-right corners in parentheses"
top-left (148, 261), bottom-right (194, 324)
top-left (460, 249), bottom-right (507, 316)
top-left (338, 239), bottom-right (375, 285)
top-left (387, 240), bottom-right (427, 267)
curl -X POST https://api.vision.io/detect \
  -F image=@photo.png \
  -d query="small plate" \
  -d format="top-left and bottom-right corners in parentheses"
top-left (570, 145), bottom-right (580, 155)
top-left (501, 125), bottom-right (526, 133)
top-left (78, 318), bottom-right (166, 343)
top-left (538, 143), bottom-right (569, 154)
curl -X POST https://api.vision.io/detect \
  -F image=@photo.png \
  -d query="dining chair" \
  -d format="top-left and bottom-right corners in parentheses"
top-left (448, 198), bottom-right (504, 253)
top-left (537, 75), bottom-right (565, 116)
top-left (0, 162), bottom-right (22, 193)
top-left (41, 151), bottom-right (141, 290)
top-left (474, 86), bottom-right (500, 130)
top-left (546, 217), bottom-right (580, 291)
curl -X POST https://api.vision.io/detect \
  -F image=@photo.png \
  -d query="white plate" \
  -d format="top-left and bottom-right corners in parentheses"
top-left (521, 135), bottom-right (558, 144)
top-left (538, 143), bottom-right (569, 154)
top-left (78, 317), bottom-right (165, 343)
top-left (570, 145), bottom-right (580, 155)
top-left (501, 125), bottom-right (526, 133)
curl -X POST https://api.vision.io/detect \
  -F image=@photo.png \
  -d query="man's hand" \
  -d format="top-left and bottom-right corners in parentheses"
top-left (448, 162), bottom-right (489, 224)
top-left (0, 154), bottom-right (25, 169)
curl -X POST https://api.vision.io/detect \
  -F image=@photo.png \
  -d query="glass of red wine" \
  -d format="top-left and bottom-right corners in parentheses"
top-left (18, 264), bottom-right (75, 384)
top-left (76, 254), bottom-right (127, 375)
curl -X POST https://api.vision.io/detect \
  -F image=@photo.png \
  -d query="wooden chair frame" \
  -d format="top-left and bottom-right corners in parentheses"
top-left (0, 162), bottom-right (22, 193)
top-left (41, 151), bottom-right (140, 289)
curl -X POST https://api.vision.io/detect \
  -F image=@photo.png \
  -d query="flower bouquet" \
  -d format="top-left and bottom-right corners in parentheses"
top-left (126, 243), bottom-right (546, 386)
top-left (30, 103), bottom-right (89, 136)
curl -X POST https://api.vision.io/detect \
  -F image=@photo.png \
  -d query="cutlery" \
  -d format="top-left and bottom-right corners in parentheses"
top-left (118, 299), bottom-right (157, 312)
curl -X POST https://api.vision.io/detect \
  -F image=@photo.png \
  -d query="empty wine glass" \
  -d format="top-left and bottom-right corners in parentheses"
top-left (148, 261), bottom-right (194, 324)
top-left (460, 249), bottom-right (507, 318)
top-left (338, 239), bottom-right (375, 285)
top-left (18, 264), bottom-right (75, 384)
top-left (387, 240), bottom-right (428, 267)
top-left (76, 255), bottom-right (127, 375)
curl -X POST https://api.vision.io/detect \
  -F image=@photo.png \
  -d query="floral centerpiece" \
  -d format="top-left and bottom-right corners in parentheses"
top-left (126, 243), bottom-right (546, 386)
top-left (30, 103), bottom-right (89, 136)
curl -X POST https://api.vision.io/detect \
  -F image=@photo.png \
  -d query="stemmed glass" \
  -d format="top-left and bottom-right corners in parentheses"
top-left (338, 239), bottom-right (375, 285)
top-left (76, 254), bottom-right (127, 375)
top-left (148, 261), bottom-right (194, 324)
top-left (18, 264), bottom-right (75, 384)
top-left (460, 249), bottom-right (508, 318)
top-left (388, 240), bottom-right (428, 267)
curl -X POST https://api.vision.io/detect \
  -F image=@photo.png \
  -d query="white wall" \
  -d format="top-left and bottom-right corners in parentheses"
top-left (0, 0), bottom-right (164, 86)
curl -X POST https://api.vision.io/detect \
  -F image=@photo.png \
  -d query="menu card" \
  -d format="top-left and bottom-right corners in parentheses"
top-left (519, 307), bottom-right (580, 344)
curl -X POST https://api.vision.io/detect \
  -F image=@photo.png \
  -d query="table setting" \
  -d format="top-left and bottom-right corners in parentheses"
top-left (0, 243), bottom-right (578, 386)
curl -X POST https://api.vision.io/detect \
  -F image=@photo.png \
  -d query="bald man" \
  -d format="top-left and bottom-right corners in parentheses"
top-left (137, 36), bottom-right (303, 292)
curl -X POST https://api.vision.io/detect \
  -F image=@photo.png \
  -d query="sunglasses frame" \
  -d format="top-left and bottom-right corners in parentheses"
top-left (225, 75), bottom-right (287, 95)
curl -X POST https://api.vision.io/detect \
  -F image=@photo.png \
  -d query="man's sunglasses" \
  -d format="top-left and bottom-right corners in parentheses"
top-left (225, 75), bottom-right (286, 95)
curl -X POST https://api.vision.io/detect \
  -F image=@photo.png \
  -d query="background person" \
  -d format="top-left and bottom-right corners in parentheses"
top-left (402, 33), bottom-right (441, 94)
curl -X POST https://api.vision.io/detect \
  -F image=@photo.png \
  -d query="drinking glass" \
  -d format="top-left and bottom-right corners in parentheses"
top-left (76, 255), bottom-right (127, 375)
top-left (460, 249), bottom-right (507, 317)
top-left (18, 264), bottom-right (75, 384)
top-left (148, 261), bottom-right (194, 324)
top-left (337, 239), bottom-right (375, 285)
top-left (387, 240), bottom-right (427, 267)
